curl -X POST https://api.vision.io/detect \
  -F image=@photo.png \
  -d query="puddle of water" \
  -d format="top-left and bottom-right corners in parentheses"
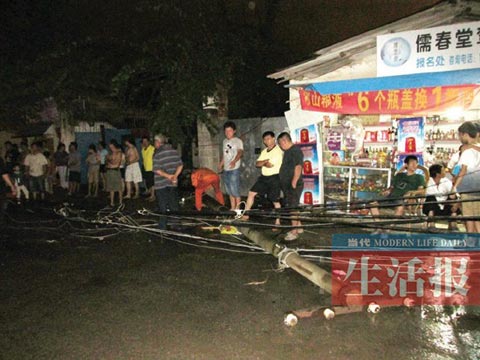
top-left (419, 305), bottom-right (480, 359)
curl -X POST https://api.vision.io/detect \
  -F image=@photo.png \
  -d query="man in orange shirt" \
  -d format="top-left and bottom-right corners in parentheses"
top-left (191, 168), bottom-right (225, 211)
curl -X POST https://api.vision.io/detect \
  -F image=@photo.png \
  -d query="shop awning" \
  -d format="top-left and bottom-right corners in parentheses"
top-left (295, 69), bottom-right (480, 115)
top-left (295, 68), bottom-right (480, 94)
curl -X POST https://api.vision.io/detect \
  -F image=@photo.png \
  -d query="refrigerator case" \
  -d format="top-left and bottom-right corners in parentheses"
top-left (324, 165), bottom-right (392, 210)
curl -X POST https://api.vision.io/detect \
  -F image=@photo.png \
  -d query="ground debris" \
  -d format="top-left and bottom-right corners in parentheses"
top-left (244, 277), bottom-right (269, 286)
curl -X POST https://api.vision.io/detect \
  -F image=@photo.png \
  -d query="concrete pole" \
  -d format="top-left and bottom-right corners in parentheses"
top-left (236, 225), bottom-right (370, 324)
top-left (203, 196), bottom-right (358, 304)
top-left (236, 225), bottom-right (343, 296)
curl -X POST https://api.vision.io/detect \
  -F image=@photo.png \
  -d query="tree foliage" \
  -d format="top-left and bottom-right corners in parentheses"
top-left (0, 0), bottom-right (288, 143)
top-left (1, 0), bottom-right (434, 141)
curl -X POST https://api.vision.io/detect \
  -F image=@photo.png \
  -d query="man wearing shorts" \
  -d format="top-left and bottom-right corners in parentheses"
top-left (124, 137), bottom-right (143, 199)
top-left (242, 131), bottom-right (283, 226)
top-left (24, 142), bottom-right (48, 201)
top-left (67, 142), bottom-right (81, 195)
top-left (278, 132), bottom-right (304, 241)
top-left (453, 121), bottom-right (480, 233)
top-left (141, 136), bottom-right (155, 202)
top-left (106, 140), bottom-right (123, 206)
top-left (370, 155), bottom-right (426, 218)
top-left (218, 121), bottom-right (243, 210)
top-left (98, 141), bottom-right (108, 191)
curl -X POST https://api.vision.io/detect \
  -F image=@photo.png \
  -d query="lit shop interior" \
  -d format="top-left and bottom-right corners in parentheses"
top-left (289, 70), bottom-right (480, 209)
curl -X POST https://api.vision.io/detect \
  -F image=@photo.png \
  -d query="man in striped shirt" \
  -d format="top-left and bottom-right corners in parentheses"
top-left (153, 134), bottom-right (183, 229)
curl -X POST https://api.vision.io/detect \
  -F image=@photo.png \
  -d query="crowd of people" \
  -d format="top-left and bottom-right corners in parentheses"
top-left (370, 120), bottom-right (480, 233)
top-left (0, 136), bottom-right (157, 208)
top-left (1, 120), bottom-right (479, 236)
top-left (0, 121), bottom-right (305, 240)
top-left (192, 121), bottom-right (305, 240)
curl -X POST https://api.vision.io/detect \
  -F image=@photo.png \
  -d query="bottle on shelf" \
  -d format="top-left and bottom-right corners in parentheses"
top-left (377, 148), bottom-right (387, 168)
top-left (449, 129), bottom-right (455, 140)
top-left (372, 149), bottom-right (378, 168)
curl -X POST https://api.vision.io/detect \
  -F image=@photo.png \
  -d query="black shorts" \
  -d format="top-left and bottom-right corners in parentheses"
top-left (422, 195), bottom-right (453, 216)
top-left (100, 164), bottom-right (106, 173)
top-left (144, 171), bottom-right (154, 188)
top-left (29, 175), bottom-right (45, 193)
top-left (251, 175), bottom-right (281, 202)
top-left (282, 182), bottom-right (304, 208)
top-left (374, 194), bottom-right (404, 209)
top-left (69, 171), bottom-right (81, 183)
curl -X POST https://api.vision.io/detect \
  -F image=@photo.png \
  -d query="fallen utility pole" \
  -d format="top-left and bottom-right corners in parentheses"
top-left (236, 225), bottom-right (341, 296)
top-left (203, 196), bottom-right (348, 298)
top-left (236, 225), bottom-right (369, 324)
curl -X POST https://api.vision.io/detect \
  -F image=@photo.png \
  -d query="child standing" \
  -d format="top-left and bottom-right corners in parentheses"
top-left (12, 164), bottom-right (29, 202)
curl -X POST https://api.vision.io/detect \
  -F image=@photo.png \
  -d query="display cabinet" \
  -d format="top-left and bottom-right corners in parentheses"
top-left (323, 165), bottom-right (392, 210)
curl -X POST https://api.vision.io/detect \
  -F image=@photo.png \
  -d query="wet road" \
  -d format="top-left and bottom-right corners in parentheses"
top-left (1, 202), bottom-right (480, 359)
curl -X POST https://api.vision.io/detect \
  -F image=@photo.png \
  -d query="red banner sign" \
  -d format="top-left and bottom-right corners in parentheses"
top-left (299, 85), bottom-right (478, 114)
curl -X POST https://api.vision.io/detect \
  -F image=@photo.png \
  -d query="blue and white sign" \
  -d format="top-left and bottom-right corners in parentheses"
top-left (377, 21), bottom-right (480, 76)
top-left (333, 234), bottom-right (480, 252)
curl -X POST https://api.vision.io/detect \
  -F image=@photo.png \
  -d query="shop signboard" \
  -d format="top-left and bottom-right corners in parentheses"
top-left (377, 21), bottom-right (480, 76)
top-left (299, 85), bottom-right (477, 114)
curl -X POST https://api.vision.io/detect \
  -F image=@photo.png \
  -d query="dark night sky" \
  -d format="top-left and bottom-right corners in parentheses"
top-left (270, 0), bottom-right (442, 68)
top-left (0, 0), bottom-right (444, 122)
top-left (233, 0), bottom-right (443, 116)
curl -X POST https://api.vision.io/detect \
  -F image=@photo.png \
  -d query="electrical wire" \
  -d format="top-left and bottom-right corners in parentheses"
top-left (4, 193), bottom-right (480, 260)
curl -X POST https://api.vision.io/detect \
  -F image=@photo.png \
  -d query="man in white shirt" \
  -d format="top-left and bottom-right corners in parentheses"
top-left (24, 142), bottom-right (48, 200)
top-left (453, 121), bottom-right (480, 233)
top-left (242, 131), bottom-right (283, 227)
top-left (218, 121), bottom-right (243, 210)
top-left (423, 164), bottom-right (460, 230)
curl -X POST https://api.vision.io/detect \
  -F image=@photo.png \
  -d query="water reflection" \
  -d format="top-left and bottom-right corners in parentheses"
top-left (418, 305), bottom-right (480, 359)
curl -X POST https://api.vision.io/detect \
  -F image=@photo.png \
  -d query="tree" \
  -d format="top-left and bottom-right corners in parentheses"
top-left (0, 0), bottom-right (442, 134)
